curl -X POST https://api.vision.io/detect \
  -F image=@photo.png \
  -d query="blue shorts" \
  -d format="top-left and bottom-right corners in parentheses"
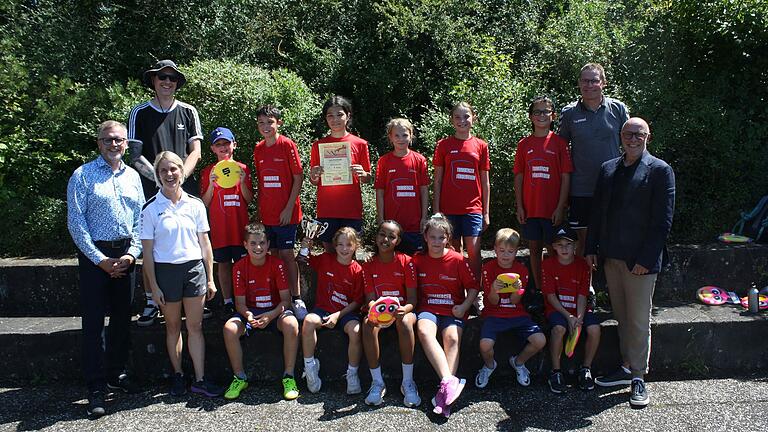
top-left (547, 311), bottom-right (600, 328)
top-left (234, 307), bottom-right (295, 336)
top-left (568, 197), bottom-right (593, 230)
top-left (397, 232), bottom-right (425, 255)
top-left (480, 316), bottom-right (543, 342)
top-left (417, 311), bottom-right (464, 330)
top-left (311, 307), bottom-right (361, 329)
top-left (316, 218), bottom-right (363, 243)
top-left (521, 218), bottom-right (555, 243)
top-left (213, 246), bottom-right (247, 264)
top-left (265, 224), bottom-right (298, 250)
top-left (446, 214), bottom-right (483, 237)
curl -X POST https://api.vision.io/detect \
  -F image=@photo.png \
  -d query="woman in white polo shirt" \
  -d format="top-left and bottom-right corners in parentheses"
top-left (141, 151), bottom-right (221, 397)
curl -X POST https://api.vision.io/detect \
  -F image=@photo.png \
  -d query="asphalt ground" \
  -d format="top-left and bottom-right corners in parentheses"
top-left (2, 373), bottom-right (767, 431)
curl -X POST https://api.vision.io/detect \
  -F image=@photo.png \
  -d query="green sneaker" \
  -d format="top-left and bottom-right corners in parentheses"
top-left (282, 376), bottom-right (299, 400)
top-left (224, 376), bottom-right (248, 400)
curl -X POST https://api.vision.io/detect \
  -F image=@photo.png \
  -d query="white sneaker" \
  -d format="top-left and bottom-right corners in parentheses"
top-left (293, 299), bottom-right (308, 321)
top-left (474, 365), bottom-right (495, 388)
top-left (302, 359), bottom-right (322, 393)
top-left (509, 355), bottom-right (531, 386)
top-left (401, 380), bottom-right (421, 407)
top-left (364, 381), bottom-right (386, 406)
top-left (346, 371), bottom-right (362, 395)
top-left (473, 291), bottom-right (484, 313)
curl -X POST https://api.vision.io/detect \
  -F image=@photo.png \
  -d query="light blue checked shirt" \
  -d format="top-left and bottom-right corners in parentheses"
top-left (67, 156), bottom-right (145, 265)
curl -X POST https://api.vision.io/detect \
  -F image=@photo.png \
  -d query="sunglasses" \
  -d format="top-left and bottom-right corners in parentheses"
top-left (156, 73), bottom-right (180, 83)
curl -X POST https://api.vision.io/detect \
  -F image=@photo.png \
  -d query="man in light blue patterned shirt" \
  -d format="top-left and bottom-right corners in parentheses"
top-left (67, 120), bottom-right (144, 418)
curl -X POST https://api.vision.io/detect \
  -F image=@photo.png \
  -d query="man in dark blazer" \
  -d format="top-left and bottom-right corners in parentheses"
top-left (585, 117), bottom-right (675, 407)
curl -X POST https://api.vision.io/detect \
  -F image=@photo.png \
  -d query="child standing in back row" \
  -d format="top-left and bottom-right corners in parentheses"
top-left (514, 96), bottom-right (572, 292)
top-left (252, 106), bottom-right (307, 320)
top-left (200, 127), bottom-right (253, 316)
top-left (374, 118), bottom-right (429, 254)
top-left (309, 96), bottom-right (372, 252)
top-left (432, 102), bottom-right (490, 285)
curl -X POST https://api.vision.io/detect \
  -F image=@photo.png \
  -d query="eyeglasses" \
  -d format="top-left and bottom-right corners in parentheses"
top-left (156, 74), bottom-right (180, 82)
top-left (99, 137), bottom-right (127, 145)
top-left (621, 131), bottom-right (649, 140)
top-left (531, 109), bottom-right (553, 116)
top-left (579, 78), bottom-right (601, 86)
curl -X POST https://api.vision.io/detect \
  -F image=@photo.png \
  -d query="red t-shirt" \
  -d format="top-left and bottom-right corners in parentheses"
top-left (200, 160), bottom-right (252, 249)
top-left (362, 252), bottom-right (417, 302)
top-left (413, 250), bottom-right (478, 316)
top-left (432, 136), bottom-right (491, 215)
top-left (513, 131), bottom-right (573, 219)
top-left (309, 133), bottom-right (371, 219)
top-left (541, 255), bottom-right (591, 316)
top-left (374, 150), bottom-right (429, 232)
top-left (232, 254), bottom-right (288, 310)
top-left (253, 135), bottom-right (303, 225)
top-left (309, 252), bottom-right (365, 313)
top-left (481, 259), bottom-right (531, 319)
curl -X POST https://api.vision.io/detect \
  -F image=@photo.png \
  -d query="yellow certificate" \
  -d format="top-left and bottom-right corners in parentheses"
top-left (318, 141), bottom-right (352, 186)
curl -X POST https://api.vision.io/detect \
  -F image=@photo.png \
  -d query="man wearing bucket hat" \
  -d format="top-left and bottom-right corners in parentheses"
top-left (128, 59), bottom-right (205, 326)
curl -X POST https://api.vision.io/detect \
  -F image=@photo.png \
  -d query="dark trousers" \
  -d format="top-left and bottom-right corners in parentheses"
top-left (78, 244), bottom-right (134, 392)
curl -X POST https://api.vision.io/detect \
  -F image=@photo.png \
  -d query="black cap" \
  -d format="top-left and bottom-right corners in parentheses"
top-left (142, 59), bottom-right (187, 89)
top-left (552, 225), bottom-right (577, 242)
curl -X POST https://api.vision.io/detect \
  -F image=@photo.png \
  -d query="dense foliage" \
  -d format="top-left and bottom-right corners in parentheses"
top-left (0, 0), bottom-right (766, 255)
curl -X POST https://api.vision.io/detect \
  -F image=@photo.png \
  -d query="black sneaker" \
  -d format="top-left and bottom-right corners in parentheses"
top-left (578, 367), bottom-right (595, 391)
top-left (223, 302), bottom-right (236, 317)
top-left (202, 307), bottom-right (213, 320)
top-left (630, 379), bottom-right (649, 407)
top-left (137, 305), bottom-right (159, 327)
top-left (87, 390), bottom-right (106, 418)
top-left (107, 373), bottom-right (142, 394)
top-left (549, 371), bottom-right (566, 394)
top-left (170, 373), bottom-right (186, 396)
top-left (595, 367), bottom-right (632, 387)
top-left (191, 377), bottom-right (223, 397)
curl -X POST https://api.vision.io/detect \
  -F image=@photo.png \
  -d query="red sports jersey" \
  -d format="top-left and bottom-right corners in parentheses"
top-left (310, 252), bottom-right (364, 313)
top-left (200, 160), bottom-right (252, 249)
top-left (432, 136), bottom-right (490, 215)
top-left (413, 250), bottom-right (478, 316)
top-left (481, 259), bottom-right (531, 319)
top-left (541, 256), bottom-right (591, 316)
top-left (362, 252), bottom-right (417, 302)
top-left (374, 151), bottom-right (429, 232)
top-left (253, 135), bottom-right (303, 225)
top-left (232, 254), bottom-right (289, 310)
top-left (310, 133), bottom-right (371, 219)
top-left (513, 132), bottom-right (573, 219)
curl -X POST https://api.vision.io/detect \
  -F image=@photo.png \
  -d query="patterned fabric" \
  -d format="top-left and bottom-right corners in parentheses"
top-left (67, 156), bottom-right (145, 264)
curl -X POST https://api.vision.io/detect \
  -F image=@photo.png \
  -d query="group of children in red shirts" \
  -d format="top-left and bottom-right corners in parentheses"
top-left (197, 95), bottom-right (600, 417)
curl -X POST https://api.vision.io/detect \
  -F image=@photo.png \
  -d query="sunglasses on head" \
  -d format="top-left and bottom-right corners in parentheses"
top-left (156, 73), bottom-right (180, 82)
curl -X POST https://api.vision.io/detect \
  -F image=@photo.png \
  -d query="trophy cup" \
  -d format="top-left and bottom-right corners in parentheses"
top-left (297, 217), bottom-right (329, 263)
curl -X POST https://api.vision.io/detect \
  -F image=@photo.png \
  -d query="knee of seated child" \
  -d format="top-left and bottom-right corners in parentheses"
top-left (442, 327), bottom-right (461, 346)
top-left (344, 319), bottom-right (361, 337)
top-left (279, 314), bottom-right (299, 335)
top-left (302, 313), bottom-right (323, 331)
top-left (529, 332), bottom-right (547, 350)
top-left (550, 325), bottom-right (567, 337)
top-left (396, 313), bottom-right (416, 329)
top-left (479, 337), bottom-right (495, 352)
top-left (223, 318), bottom-right (244, 337)
top-left (586, 323), bottom-right (601, 336)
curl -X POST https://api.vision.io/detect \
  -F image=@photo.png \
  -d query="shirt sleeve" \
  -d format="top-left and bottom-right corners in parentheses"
top-left (309, 141), bottom-right (320, 167)
top-left (127, 171), bottom-right (145, 258)
top-left (200, 165), bottom-right (212, 197)
top-left (558, 135), bottom-right (574, 173)
top-left (362, 262), bottom-right (375, 296)
top-left (557, 105), bottom-right (572, 142)
top-left (459, 256), bottom-right (479, 291)
top-left (540, 259), bottom-right (555, 296)
top-left (403, 254), bottom-right (418, 290)
top-left (373, 156), bottom-right (387, 190)
top-left (66, 169), bottom-right (106, 265)
top-left (480, 262), bottom-right (493, 297)
top-left (187, 105), bottom-right (203, 143)
top-left (140, 205), bottom-right (155, 240)
top-left (274, 258), bottom-right (289, 291)
top-left (432, 140), bottom-right (445, 167)
top-left (417, 153), bottom-right (430, 186)
top-left (513, 138), bottom-right (526, 175)
top-left (196, 200), bottom-right (210, 232)
top-left (352, 264), bottom-right (365, 305)
top-left (577, 259), bottom-right (591, 297)
top-left (479, 139), bottom-right (491, 171)
top-left (232, 260), bottom-right (245, 297)
top-left (287, 139), bottom-right (304, 173)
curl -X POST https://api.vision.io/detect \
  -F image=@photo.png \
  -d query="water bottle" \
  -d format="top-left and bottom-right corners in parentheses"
top-left (748, 287), bottom-right (759, 313)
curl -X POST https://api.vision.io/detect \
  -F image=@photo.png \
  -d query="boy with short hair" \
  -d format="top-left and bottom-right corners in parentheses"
top-left (542, 225), bottom-right (601, 394)
top-left (222, 223), bottom-right (300, 400)
top-left (200, 127), bottom-right (254, 315)
top-left (475, 228), bottom-right (547, 389)
top-left (252, 106), bottom-right (306, 320)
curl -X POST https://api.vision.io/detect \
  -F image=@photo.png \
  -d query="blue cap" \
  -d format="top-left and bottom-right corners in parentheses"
top-left (210, 127), bottom-right (235, 144)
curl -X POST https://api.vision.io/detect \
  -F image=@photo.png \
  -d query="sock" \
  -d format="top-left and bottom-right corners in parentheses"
top-left (632, 377), bottom-right (644, 383)
top-left (292, 295), bottom-right (301, 302)
top-left (224, 298), bottom-right (233, 305)
top-left (370, 367), bottom-right (383, 384)
top-left (283, 372), bottom-right (294, 379)
top-left (347, 365), bottom-right (358, 375)
top-left (145, 293), bottom-right (156, 307)
top-left (621, 365), bottom-right (631, 374)
top-left (402, 363), bottom-right (414, 383)
top-left (487, 360), bottom-right (498, 370)
top-left (304, 357), bottom-right (315, 366)
top-left (235, 371), bottom-right (247, 380)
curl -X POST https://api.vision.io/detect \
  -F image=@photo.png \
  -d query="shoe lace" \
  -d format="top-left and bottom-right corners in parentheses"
top-left (403, 380), bottom-right (417, 394)
top-left (479, 367), bottom-right (492, 382)
top-left (632, 380), bottom-right (645, 396)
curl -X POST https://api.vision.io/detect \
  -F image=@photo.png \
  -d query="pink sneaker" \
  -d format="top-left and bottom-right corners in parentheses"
top-left (431, 384), bottom-right (446, 415)
top-left (443, 376), bottom-right (466, 406)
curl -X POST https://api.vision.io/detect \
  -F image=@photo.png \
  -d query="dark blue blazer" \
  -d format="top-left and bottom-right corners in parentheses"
top-left (585, 150), bottom-right (675, 273)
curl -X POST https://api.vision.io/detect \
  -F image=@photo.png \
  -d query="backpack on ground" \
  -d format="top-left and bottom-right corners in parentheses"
top-left (731, 195), bottom-right (768, 242)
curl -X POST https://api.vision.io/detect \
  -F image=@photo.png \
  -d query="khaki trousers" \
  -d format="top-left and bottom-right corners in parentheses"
top-left (604, 258), bottom-right (657, 378)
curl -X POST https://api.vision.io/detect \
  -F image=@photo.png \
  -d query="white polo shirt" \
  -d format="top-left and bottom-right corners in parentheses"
top-left (140, 190), bottom-right (210, 264)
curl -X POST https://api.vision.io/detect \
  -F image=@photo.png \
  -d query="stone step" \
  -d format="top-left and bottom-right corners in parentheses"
top-left (1, 302), bottom-right (766, 386)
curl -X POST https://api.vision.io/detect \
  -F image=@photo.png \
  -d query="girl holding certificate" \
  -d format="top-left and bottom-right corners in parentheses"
top-left (309, 96), bottom-right (372, 252)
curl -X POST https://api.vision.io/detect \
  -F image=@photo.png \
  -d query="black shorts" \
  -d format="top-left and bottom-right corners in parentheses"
top-left (568, 196), bottom-right (593, 230)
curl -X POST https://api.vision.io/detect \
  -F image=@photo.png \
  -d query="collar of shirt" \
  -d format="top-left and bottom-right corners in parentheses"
top-left (95, 154), bottom-right (127, 174)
